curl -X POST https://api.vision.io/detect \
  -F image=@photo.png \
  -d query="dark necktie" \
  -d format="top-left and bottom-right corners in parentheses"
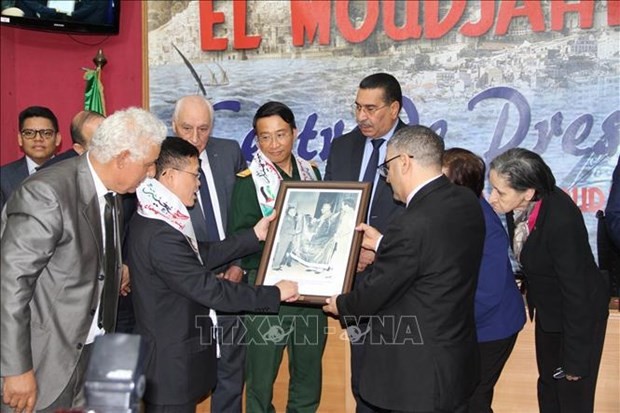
top-left (362, 138), bottom-right (385, 184)
top-left (199, 159), bottom-right (220, 242)
top-left (100, 192), bottom-right (119, 332)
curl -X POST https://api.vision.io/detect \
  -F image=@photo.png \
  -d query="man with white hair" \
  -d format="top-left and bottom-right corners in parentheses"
top-left (1, 107), bottom-right (166, 413)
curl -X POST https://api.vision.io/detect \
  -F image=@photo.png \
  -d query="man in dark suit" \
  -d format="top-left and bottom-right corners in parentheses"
top-left (606, 156), bottom-right (620, 249)
top-left (0, 106), bottom-right (62, 210)
top-left (172, 94), bottom-right (248, 412)
top-left (126, 137), bottom-right (298, 412)
top-left (604, 156), bottom-right (620, 300)
top-left (1, 107), bottom-right (166, 412)
top-left (324, 125), bottom-right (485, 413)
top-left (324, 73), bottom-right (406, 412)
top-left (42, 110), bottom-right (104, 168)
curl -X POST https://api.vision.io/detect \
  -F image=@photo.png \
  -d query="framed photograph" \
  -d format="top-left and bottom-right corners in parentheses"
top-left (256, 181), bottom-right (371, 305)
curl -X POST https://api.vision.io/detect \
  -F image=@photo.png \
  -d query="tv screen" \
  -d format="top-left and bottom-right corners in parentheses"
top-left (0, 0), bottom-right (120, 35)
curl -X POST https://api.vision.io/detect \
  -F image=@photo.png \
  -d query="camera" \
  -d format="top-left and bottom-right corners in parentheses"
top-left (83, 334), bottom-right (146, 412)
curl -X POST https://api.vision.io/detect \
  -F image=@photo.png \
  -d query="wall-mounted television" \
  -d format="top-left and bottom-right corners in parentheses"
top-left (0, 0), bottom-right (121, 35)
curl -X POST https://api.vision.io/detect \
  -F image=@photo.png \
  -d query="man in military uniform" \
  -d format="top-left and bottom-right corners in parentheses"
top-left (228, 101), bottom-right (326, 413)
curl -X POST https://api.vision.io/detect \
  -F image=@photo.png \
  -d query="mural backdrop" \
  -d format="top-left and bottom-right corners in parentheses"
top-left (148, 0), bottom-right (620, 255)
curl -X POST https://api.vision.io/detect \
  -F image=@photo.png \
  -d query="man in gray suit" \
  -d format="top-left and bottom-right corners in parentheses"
top-left (1, 107), bottom-right (166, 413)
top-left (172, 95), bottom-right (247, 412)
top-left (0, 106), bottom-right (62, 211)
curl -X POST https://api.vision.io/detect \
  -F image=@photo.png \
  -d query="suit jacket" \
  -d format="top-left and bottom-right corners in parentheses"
top-left (40, 149), bottom-right (137, 233)
top-left (0, 155), bottom-right (112, 410)
top-left (475, 198), bottom-right (525, 342)
top-left (605, 156), bottom-right (620, 249)
top-left (40, 149), bottom-right (79, 169)
top-left (127, 215), bottom-right (281, 405)
top-left (336, 176), bottom-right (485, 412)
top-left (191, 137), bottom-right (246, 243)
top-left (507, 187), bottom-right (609, 377)
top-left (38, 150), bottom-right (138, 334)
top-left (324, 120), bottom-right (406, 232)
top-left (0, 156), bottom-right (29, 211)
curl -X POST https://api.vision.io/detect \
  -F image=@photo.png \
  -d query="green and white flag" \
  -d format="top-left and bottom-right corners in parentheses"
top-left (84, 67), bottom-right (106, 116)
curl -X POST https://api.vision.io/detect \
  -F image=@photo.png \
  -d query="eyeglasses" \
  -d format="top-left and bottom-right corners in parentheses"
top-left (179, 124), bottom-right (210, 137)
top-left (20, 129), bottom-right (56, 140)
top-left (171, 167), bottom-right (201, 180)
top-left (378, 154), bottom-right (414, 177)
top-left (351, 103), bottom-right (389, 116)
top-left (256, 130), bottom-right (292, 144)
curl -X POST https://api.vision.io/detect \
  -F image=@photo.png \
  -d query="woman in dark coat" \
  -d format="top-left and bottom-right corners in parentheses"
top-left (488, 148), bottom-right (609, 413)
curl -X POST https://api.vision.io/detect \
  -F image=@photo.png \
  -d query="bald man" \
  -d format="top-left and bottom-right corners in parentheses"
top-left (42, 110), bottom-right (105, 168)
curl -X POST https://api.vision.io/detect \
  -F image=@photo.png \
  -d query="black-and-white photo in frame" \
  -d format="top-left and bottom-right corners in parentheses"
top-left (256, 181), bottom-right (371, 305)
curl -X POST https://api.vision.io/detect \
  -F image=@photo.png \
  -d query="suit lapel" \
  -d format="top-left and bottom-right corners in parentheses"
top-left (206, 141), bottom-right (228, 226)
top-left (188, 204), bottom-right (208, 243)
top-left (520, 195), bottom-right (548, 258)
top-left (368, 119), bottom-right (406, 213)
top-left (349, 130), bottom-right (367, 180)
top-left (77, 157), bottom-right (103, 265)
top-left (7, 158), bottom-right (30, 193)
top-left (17, 157), bottom-right (29, 181)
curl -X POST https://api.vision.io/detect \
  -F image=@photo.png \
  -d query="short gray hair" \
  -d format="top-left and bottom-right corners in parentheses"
top-left (172, 95), bottom-right (214, 122)
top-left (489, 148), bottom-right (556, 200)
top-left (388, 125), bottom-right (444, 167)
top-left (89, 107), bottom-right (167, 163)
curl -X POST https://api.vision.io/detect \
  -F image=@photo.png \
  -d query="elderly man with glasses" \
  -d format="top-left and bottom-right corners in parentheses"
top-left (0, 106), bottom-right (62, 210)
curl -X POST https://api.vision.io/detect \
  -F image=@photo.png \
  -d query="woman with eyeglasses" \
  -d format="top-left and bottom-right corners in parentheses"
top-left (488, 148), bottom-right (609, 413)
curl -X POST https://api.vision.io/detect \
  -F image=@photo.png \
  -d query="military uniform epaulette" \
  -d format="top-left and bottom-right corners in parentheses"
top-left (237, 168), bottom-right (252, 178)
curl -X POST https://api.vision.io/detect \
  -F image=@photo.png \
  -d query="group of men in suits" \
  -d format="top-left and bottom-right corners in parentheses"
top-left (170, 95), bottom-right (250, 412)
top-left (1, 107), bottom-right (166, 412)
top-left (0, 107), bottom-right (104, 210)
top-left (323, 73), bottom-right (485, 413)
top-left (2, 72), bottom-right (492, 413)
top-left (127, 136), bottom-right (298, 412)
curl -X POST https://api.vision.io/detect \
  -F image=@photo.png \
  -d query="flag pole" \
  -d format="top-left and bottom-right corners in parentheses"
top-left (93, 49), bottom-right (107, 69)
top-left (84, 49), bottom-right (108, 116)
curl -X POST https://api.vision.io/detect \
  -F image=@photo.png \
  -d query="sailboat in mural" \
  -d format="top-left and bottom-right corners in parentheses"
top-left (213, 62), bottom-right (229, 85)
top-left (171, 43), bottom-right (207, 97)
top-left (170, 43), bottom-right (230, 95)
